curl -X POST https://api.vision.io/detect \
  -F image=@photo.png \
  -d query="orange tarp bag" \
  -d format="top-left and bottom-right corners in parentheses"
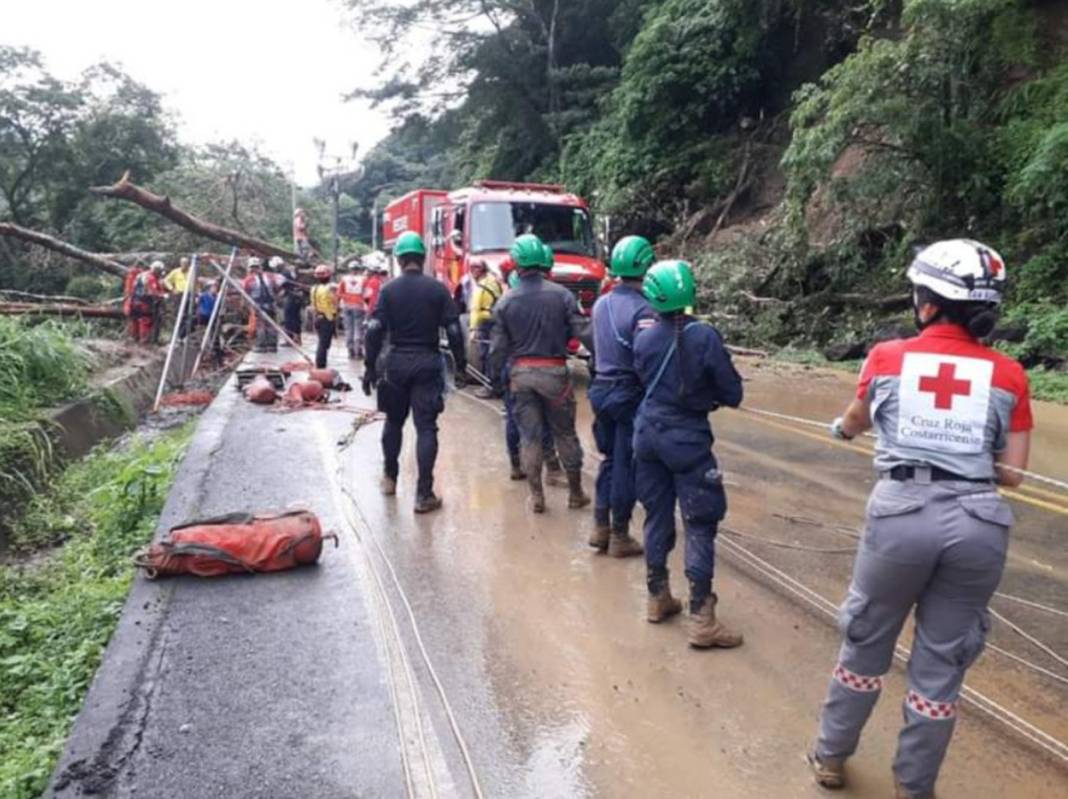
top-left (134, 510), bottom-right (337, 578)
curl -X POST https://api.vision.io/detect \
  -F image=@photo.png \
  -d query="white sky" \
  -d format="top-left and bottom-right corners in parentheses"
top-left (2, 0), bottom-right (392, 185)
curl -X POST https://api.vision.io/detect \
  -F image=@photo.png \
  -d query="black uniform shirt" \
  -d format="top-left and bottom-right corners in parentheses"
top-left (372, 271), bottom-right (459, 351)
top-left (489, 273), bottom-right (591, 371)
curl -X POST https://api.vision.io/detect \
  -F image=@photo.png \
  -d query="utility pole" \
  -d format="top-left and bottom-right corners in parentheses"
top-left (316, 141), bottom-right (360, 271)
top-left (371, 197), bottom-right (378, 252)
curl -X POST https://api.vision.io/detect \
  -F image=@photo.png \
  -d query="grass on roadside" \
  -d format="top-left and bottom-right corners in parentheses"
top-left (0, 425), bottom-right (192, 799)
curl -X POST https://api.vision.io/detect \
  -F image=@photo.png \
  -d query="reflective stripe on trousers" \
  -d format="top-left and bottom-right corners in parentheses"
top-left (816, 479), bottom-right (1010, 796)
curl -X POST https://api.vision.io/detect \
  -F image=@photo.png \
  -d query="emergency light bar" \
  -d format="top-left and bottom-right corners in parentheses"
top-left (473, 179), bottom-right (565, 194)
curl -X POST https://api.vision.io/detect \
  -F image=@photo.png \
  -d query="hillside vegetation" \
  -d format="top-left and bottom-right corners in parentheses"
top-left (343, 0), bottom-right (1068, 367)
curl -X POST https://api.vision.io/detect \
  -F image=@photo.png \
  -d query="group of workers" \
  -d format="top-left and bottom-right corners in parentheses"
top-left (357, 229), bottom-right (1032, 799)
top-left (122, 256), bottom-right (219, 345)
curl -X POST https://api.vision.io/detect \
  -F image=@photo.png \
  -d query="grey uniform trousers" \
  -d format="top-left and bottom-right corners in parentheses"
top-left (510, 365), bottom-right (583, 485)
top-left (816, 476), bottom-right (1011, 796)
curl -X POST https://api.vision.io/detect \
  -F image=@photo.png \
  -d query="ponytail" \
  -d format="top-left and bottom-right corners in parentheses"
top-left (913, 286), bottom-right (999, 340)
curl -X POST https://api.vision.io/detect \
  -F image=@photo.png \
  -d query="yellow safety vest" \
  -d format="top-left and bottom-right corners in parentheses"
top-left (311, 284), bottom-right (338, 320)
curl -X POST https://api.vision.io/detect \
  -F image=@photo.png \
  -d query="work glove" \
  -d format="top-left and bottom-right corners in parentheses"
top-left (361, 368), bottom-right (377, 397)
top-left (830, 417), bottom-right (854, 441)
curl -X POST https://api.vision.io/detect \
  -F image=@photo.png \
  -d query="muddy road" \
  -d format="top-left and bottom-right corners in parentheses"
top-left (53, 348), bottom-right (1068, 798)
top-left (342, 355), bottom-right (1068, 797)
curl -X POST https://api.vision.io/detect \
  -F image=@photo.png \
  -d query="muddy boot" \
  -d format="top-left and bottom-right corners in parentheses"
top-left (688, 592), bottom-right (743, 649)
top-left (545, 461), bottom-right (567, 487)
top-left (509, 456), bottom-right (527, 481)
top-left (894, 777), bottom-right (932, 799)
top-left (566, 472), bottom-right (591, 509)
top-left (380, 474), bottom-right (397, 496)
top-left (414, 493), bottom-right (443, 514)
top-left (528, 472), bottom-right (546, 514)
top-left (607, 523), bottom-right (643, 558)
top-left (807, 751), bottom-right (845, 790)
top-left (647, 569), bottom-right (683, 623)
top-left (588, 516), bottom-right (610, 552)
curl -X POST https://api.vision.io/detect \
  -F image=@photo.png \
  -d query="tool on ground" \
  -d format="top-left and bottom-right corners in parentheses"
top-left (133, 510), bottom-right (337, 578)
top-left (243, 375), bottom-right (279, 404)
top-left (191, 246), bottom-right (238, 377)
top-left (236, 367), bottom-right (286, 390)
top-left (152, 254), bottom-right (199, 412)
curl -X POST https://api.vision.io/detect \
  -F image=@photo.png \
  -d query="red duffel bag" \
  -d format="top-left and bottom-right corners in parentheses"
top-left (133, 510), bottom-right (337, 578)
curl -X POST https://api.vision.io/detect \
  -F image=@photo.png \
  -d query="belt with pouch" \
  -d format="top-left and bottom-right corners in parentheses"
top-left (882, 465), bottom-right (992, 484)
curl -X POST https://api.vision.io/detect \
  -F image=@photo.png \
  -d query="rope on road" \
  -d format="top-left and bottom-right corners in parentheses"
top-left (719, 526), bottom-right (857, 554)
top-left (985, 643), bottom-right (1068, 687)
top-left (989, 607), bottom-right (1068, 671)
top-left (737, 406), bottom-right (1068, 493)
top-left (340, 480), bottom-right (487, 799)
top-left (994, 591), bottom-right (1068, 620)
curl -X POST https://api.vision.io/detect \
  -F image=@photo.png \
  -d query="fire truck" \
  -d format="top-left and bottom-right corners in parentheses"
top-left (381, 180), bottom-right (605, 312)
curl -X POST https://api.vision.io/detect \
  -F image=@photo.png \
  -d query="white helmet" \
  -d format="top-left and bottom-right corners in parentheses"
top-left (907, 239), bottom-right (1005, 305)
top-left (150, 260), bottom-right (165, 273)
top-left (248, 257), bottom-right (263, 269)
top-left (268, 256), bottom-right (285, 270)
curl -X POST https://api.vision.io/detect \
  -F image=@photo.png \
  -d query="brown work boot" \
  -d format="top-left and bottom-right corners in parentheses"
top-left (545, 464), bottom-right (567, 487)
top-left (566, 472), bottom-right (591, 509)
top-left (894, 777), bottom-right (932, 799)
top-left (529, 488), bottom-right (546, 514)
top-left (414, 493), bottom-right (442, 514)
top-left (380, 475), bottom-right (397, 496)
top-left (688, 594), bottom-right (743, 649)
top-left (607, 525), bottom-right (643, 558)
top-left (588, 521), bottom-right (610, 552)
top-left (807, 751), bottom-right (845, 790)
top-left (647, 585), bottom-right (683, 623)
top-left (509, 457), bottom-right (526, 481)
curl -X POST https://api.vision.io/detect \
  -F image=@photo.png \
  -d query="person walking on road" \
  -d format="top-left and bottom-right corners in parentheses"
top-left (489, 233), bottom-right (591, 514)
top-left (634, 260), bottom-right (744, 648)
top-left (309, 264), bottom-right (337, 368)
top-left (338, 261), bottom-right (367, 359)
top-left (243, 258), bottom-right (279, 353)
top-left (808, 240), bottom-right (1033, 799)
top-left (363, 232), bottom-right (466, 514)
top-left (588, 235), bottom-right (657, 558)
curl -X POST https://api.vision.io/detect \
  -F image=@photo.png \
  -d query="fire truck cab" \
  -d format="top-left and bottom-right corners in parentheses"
top-left (382, 180), bottom-right (605, 312)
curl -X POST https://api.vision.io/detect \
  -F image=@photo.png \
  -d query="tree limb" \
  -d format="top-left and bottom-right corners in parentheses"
top-left (0, 222), bottom-right (128, 277)
top-left (90, 171), bottom-right (303, 261)
top-left (0, 301), bottom-right (124, 319)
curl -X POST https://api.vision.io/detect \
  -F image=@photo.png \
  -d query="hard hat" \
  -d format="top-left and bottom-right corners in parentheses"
top-left (907, 239), bottom-right (1005, 304)
top-left (643, 260), bottom-right (696, 313)
top-left (150, 260), bottom-right (165, 273)
top-left (540, 243), bottom-right (555, 270)
top-left (508, 271), bottom-right (520, 290)
top-left (268, 256), bottom-right (285, 270)
top-left (610, 235), bottom-right (655, 278)
top-left (248, 257), bottom-right (263, 269)
top-left (510, 234), bottom-right (545, 270)
top-left (394, 232), bottom-right (426, 258)
top-left (314, 264), bottom-right (332, 279)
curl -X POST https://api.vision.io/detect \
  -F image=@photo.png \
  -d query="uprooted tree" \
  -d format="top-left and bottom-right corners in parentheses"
top-left (0, 222), bottom-right (128, 278)
top-left (90, 172), bottom-right (303, 262)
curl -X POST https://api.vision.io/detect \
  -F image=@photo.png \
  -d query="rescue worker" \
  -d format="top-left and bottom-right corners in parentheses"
top-left (338, 260), bottom-right (367, 359)
top-left (163, 257), bottom-right (192, 340)
top-left (500, 264), bottom-right (563, 482)
top-left (489, 234), bottom-right (590, 514)
top-left (809, 240), bottom-right (1032, 799)
top-left (362, 232), bottom-right (466, 514)
top-left (133, 261), bottom-right (166, 345)
top-left (122, 261), bottom-right (145, 341)
top-left (363, 266), bottom-right (384, 315)
top-left (309, 264), bottom-right (337, 368)
top-left (468, 259), bottom-right (503, 398)
top-left (276, 257), bottom-right (306, 346)
top-left (243, 257), bottom-right (278, 353)
top-left (634, 260), bottom-right (743, 648)
top-left (587, 236), bottom-right (657, 558)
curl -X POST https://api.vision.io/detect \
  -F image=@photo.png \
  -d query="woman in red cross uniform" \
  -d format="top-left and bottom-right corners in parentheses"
top-left (807, 240), bottom-right (1033, 799)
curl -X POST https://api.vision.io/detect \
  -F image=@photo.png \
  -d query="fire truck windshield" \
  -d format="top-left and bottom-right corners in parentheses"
top-left (469, 202), bottom-right (595, 257)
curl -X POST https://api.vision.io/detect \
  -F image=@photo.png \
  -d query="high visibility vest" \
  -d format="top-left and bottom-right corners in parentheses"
top-left (337, 275), bottom-right (365, 309)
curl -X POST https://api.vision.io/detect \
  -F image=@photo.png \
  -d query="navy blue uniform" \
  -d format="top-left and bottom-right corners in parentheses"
top-left (633, 317), bottom-right (742, 601)
top-left (589, 284), bottom-right (656, 530)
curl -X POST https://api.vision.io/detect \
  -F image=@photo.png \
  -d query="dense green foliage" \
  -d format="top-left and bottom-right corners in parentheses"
top-left (345, 0), bottom-right (1067, 366)
top-left (0, 426), bottom-right (191, 798)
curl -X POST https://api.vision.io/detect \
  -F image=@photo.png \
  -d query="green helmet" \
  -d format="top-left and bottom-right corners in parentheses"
top-left (610, 235), bottom-right (655, 278)
top-left (540, 243), bottom-right (555, 270)
top-left (510, 233), bottom-right (545, 269)
top-left (394, 231), bottom-right (426, 259)
top-left (643, 260), bottom-right (695, 313)
top-left (508, 270), bottom-right (520, 289)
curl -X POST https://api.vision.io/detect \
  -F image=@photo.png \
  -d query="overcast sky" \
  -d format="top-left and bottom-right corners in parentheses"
top-left (2, 0), bottom-right (393, 185)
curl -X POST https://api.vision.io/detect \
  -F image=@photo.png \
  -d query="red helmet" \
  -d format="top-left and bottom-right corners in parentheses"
top-left (314, 264), bottom-right (332, 279)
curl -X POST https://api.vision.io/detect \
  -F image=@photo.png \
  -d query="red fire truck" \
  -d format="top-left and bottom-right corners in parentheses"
top-left (381, 180), bottom-right (605, 312)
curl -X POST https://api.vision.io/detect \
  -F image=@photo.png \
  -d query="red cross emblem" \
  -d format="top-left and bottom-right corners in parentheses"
top-left (918, 363), bottom-right (972, 410)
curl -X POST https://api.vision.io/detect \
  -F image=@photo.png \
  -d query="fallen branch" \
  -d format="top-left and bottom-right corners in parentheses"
top-left (91, 171), bottom-right (303, 262)
top-left (0, 301), bottom-right (124, 319)
top-left (0, 289), bottom-right (91, 305)
top-left (0, 222), bottom-right (128, 278)
top-left (727, 345), bottom-right (769, 358)
top-left (801, 292), bottom-right (911, 311)
top-left (738, 290), bottom-right (786, 305)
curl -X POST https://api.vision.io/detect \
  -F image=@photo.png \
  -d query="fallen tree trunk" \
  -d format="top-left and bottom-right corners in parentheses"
top-left (91, 172), bottom-right (302, 262)
top-left (0, 301), bottom-right (124, 319)
top-left (0, 222), bottom-right (128, 278)
top-left (0, 289), bottom-right (91, 305)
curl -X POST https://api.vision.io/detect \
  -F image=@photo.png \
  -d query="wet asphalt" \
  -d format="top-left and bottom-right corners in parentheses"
top-left (48, 343), bottom-right (1068, 798)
